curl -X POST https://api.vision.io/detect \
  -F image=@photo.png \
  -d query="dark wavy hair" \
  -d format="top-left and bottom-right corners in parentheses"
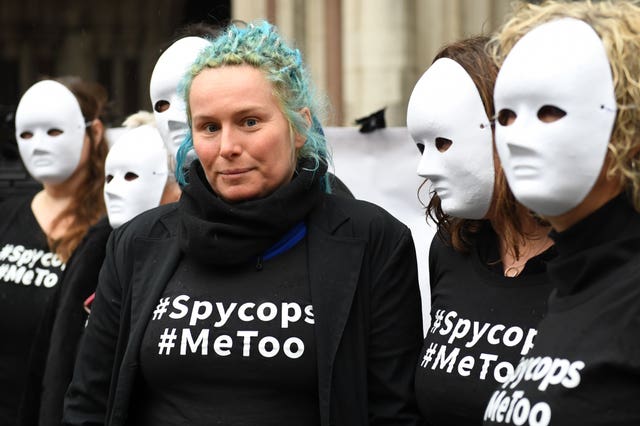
top-left (49, 76), bottom-right (109, 262)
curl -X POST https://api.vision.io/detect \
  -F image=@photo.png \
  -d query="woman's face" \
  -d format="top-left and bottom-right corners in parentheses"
top-left (407, 58), bottom-right (495, 220)
top-left (189, 65), bottom-right (305, 203)
top-left (104, 125), bottom-right (168, 228)
top-left (494, 18), bottom-right (617, 219)
top-left (14, 80), bottom-right (88, 185)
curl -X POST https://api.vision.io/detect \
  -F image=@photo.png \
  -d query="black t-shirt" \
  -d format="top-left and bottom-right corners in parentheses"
top-left (483, 195), bottom-right (640, 426)
top-left (131, 237), bottom-right (320, 426)
top-left (416, 226), bottom-right (554, 425)
top-left (0, 196), bottom-right (66, 425)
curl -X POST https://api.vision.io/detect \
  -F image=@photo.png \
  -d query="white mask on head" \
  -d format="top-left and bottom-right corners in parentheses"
top-left (15, 80), bottom-right (87, 185)
top-left (104, 125), bottom-right (168, 228)
top-left (150, 36), bottom-right (211, 159)
top-left (494, 18), bottom-right (616, 216)
top-left (407, 58), bottom-right (494, 219)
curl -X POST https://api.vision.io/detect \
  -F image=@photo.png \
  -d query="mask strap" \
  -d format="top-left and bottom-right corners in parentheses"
top-left (480, 119), bottom-right (494, 130)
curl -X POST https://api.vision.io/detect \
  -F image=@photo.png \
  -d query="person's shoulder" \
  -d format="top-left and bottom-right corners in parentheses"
top-left (327, 193), bottom-right (402, 218)
top-left (316, 193), bottom-right (410, 236)
top-left (73, 216), bottom-right (113, 255)
top-left (0, 195), bottom-right (34, 232)
top-left (86, 216), bottom-right (112, 238)
top-left (429, 231), bottom-right (449, 253)
top-left (0, 194), bottom-right (32, 212)
top-left (112, 202), bottom-right (180, 242)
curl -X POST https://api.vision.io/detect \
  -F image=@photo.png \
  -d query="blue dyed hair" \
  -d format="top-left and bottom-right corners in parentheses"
top-left (175, 20), bottom-right (331, 191)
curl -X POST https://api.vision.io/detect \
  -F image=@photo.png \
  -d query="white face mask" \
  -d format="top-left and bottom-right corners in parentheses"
top-left (15, 80), bottom-right (87, 185)
top-left (494, 18), bottom-right (617, 216)
top-left (104, 125), bottom-right (168, 228)
top-left (149, 36), bottom-right (210, 159)
top-left (407, 58), bottom-right (494, 219)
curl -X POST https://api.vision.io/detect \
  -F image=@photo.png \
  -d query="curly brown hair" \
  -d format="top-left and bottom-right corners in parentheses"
top-left (487, 0), bottom-right (640, 212)
top-left (48, 76), bottom-right (109, 262)
top-left (421, 35), bottom-right (540, 256)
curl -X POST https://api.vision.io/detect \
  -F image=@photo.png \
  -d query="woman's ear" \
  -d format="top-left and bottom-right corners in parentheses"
top-left (89, 119), bottom-right (104, 147)
top-left (294, 107), bottom-right (312, 149)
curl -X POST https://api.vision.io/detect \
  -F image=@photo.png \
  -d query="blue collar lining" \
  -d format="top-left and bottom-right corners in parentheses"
top-left (262, 221), bottom-right (307, 261)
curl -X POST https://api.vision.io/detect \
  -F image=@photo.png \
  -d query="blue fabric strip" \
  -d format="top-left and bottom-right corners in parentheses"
top-left (262, 221), bottom-right (307, 261)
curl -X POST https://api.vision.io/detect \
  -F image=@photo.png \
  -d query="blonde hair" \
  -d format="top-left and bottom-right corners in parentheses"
top-left (488, 0), bottom-right (640, 211)
top-left (121, 110), bottom-right (155, 128)
top-left (121, 110), bottom-right (177, 184)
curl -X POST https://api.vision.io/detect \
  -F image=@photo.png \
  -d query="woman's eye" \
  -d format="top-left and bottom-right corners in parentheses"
top-left (205, 124), bottom-right (219, 133)
top-left (537, 105), bottom-right (566, 123)
top-left (47, 128), bottom-right (63, 136)
top-left (155, 100), bottom-right (170, 113)
top-left (20, 131), bottom-right (34, 139)
top-left (124, 172), bottom-right (139, 181)
top-left (497, 109), bottom-right (517, 126)
top-left (435, 137), bottom-right (453, 153)
top-left (245, 118), bottom-right (258, 127)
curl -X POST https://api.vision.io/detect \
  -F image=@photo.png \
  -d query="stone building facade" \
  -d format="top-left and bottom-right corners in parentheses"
top-left (0, 0), bottom-right (512, 199)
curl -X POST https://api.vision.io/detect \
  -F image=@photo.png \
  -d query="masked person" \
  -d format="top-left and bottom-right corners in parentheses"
top-left (150, 36), bottom-right (211, 189)
top-left (103, 124), bottom-right (169, 228)
top-left (483, 1), bottom-right (640, 425)
top-left (0, 77), bottom-right (109, 426)
top-left (406, 36), bottom-right (554, 425)
top-left (63, 20), bottom-right (423, 426)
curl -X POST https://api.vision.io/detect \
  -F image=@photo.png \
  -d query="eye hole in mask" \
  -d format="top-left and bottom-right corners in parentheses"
top-left (435, 137), bottom-right (453, 153)
top-left (537, 105), bottom-right (566, 123)
top-left (497, 109), bottom-right (517, 126)
top-left (20, 131), bottom-right (34, 139)
top-left (124, 172), bottom-right (139, 181)
top-left (416, 142), bottom-right (425, 154)
top-left (106, 174), bottom-right (114, 183)
top-left (47, 128), bottom-right (63, 136)
top-left (154, 100), bottom-right (170, 113)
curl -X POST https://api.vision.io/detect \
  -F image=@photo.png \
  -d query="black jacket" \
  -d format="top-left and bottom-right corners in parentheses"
top-left (63, 194), bottom-right (424, 426)
top-left (483, 195), bottom-right (640, 425)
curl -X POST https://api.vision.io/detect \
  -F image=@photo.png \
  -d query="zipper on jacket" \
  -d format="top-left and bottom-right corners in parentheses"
top-left (255, 255), bottom-right (263, 271)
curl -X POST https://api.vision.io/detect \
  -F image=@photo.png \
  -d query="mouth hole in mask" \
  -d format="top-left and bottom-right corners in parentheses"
top-left (435, 137), bottom-right (453, 153)
top-left (537, 105), bottom-right (566, 123)
top-left (154, 100), bottom-right (170, 113)
top-left (106, 174), bottom-right (114, 183)
top-left (416, 142), bottom-right (425, 154)
top-left (497, 109), bottom-right (517, 126)
top-left (47, 128), bottom-right (63, 136)
top-left (124, 172), bottom-right (139, 181)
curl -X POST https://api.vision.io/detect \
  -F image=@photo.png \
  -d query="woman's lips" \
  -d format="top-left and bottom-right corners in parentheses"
top-left (220, 167), bottom-right (252, 175)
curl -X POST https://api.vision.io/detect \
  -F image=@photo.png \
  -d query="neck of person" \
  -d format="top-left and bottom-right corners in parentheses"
top-left (494, 212), bottom-right (554, 278)
top-left (31, 168), bottom-right (87, 238)
top-left (545, 174), bottom-right (624, 233)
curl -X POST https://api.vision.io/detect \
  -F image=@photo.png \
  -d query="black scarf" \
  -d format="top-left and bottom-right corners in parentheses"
top-left (178, 158), bottom-right (326, 266)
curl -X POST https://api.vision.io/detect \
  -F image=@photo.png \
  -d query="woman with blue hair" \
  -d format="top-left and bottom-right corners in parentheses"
top-left (63, 20), bottom-right (423, 426)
